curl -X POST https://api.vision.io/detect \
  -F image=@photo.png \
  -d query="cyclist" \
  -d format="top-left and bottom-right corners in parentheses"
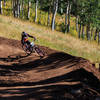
top-left (21, 31), bottom-right (36, 47)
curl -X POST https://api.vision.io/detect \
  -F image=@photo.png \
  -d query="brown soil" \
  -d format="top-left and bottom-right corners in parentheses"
top-left (0, 37), bottom-right (100, 100)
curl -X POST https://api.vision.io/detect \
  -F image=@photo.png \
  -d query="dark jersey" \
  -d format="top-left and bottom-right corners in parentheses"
top-left (21, 32), bottom-right (36, 45)
top-left (22, 32), bottom-right (29, 40)
top-left (21, 32), bottom-right (33, 44)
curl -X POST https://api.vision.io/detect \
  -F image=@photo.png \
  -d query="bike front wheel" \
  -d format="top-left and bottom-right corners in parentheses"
top-left (34, 46), bottom-right (45, 57)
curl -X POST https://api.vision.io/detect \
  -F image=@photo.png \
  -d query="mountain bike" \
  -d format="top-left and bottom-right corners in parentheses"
top-left (21, 39), bottom-right (45, 57)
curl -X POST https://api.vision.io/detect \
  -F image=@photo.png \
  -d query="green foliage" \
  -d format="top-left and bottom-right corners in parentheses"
top-left (70, 27), bottom-right (78, 37)
top-left (0, 0), bottom-right (100, 44)
top-left (2, 1), bottom-right (12, 16)
top-left (58, 22), bottom-right (65, 32)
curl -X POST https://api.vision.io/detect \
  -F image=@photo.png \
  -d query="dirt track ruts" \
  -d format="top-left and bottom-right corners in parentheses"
top-left (0, 37), bottom-right (100, 100)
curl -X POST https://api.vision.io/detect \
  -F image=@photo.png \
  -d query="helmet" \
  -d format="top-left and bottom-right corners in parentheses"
top-left (22, 31), bottom-right (25, 34)
top-left (22, 31), bottom-right (25, 36)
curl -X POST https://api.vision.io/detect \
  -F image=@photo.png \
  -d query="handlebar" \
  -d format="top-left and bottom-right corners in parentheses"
top-left (33, 37), bottom-right (36, 41)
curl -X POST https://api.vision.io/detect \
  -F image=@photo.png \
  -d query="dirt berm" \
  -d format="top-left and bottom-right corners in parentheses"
top-left (0, 37), bottom-right (100, 100)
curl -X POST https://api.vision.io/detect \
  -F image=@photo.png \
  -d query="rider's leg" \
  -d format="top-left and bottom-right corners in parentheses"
top-left (26, 40), bottom-right (31, 45)
top-left (26, 40), bottom-right (33, 51)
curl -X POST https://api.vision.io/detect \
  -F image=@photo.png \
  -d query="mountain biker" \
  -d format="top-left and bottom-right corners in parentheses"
top-left (21, 31), bottom-right (36, 47)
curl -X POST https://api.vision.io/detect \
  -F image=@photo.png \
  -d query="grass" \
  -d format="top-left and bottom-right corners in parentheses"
top-left (0, 15), bottom-right (100, 63)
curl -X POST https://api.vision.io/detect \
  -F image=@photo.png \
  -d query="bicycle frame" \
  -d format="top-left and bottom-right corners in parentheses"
top-left (21, 39), bottom-right (45, 57)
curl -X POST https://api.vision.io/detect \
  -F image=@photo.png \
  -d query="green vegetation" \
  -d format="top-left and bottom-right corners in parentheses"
top-left (0, 0), bottom-right (100, 42)
top-left (0, 15), bottom-right (100, 63)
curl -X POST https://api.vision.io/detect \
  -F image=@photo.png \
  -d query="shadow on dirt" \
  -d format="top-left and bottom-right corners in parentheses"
top-left (0, 84), bottom-right (83, 100)
top-left (0, 52), bottom-right (100, 100)
top-left (0, 53), bottom-right (29, 62)
top-left (0, 68), bottom-right (100, 100)
top-left (0, 52), bottom-right (85, 73)
top-left (0, 68), bottom-right (100, 89)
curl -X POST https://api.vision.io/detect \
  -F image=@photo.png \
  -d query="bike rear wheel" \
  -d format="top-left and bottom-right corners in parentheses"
top-left (22, 44), bottom-right (33, 55)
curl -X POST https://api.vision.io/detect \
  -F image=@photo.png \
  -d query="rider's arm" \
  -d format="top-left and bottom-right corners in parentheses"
top-left (32, 36), bottom-right (36, 41)
top-left (27, 33), bottom-right (36, 41)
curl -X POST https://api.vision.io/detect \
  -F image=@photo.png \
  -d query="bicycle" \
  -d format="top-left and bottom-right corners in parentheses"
top-left (21, 39), bottom-right (45, 58)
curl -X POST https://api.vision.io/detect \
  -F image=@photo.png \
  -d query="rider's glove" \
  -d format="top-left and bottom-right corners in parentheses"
top-left (34, 37), bottom-right (36, 41)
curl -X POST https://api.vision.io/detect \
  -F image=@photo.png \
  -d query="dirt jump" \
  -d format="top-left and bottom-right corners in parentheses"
top-left (0, 37), bottom-right (100, 100)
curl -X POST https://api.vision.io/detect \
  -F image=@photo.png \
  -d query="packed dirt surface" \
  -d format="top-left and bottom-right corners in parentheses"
top-left (0, 37), bottom-right (100, 100)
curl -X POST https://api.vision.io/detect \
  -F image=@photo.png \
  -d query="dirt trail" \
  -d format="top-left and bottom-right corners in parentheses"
top-left (0, 37), bottom-right (100, 100)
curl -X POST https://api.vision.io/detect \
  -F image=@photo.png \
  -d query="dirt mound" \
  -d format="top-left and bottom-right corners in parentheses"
top-left (0, 37), bottom-right (100, 100)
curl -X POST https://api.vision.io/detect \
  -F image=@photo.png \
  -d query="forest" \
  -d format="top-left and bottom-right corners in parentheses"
top-left (0, 0), bottom-right (100, 43)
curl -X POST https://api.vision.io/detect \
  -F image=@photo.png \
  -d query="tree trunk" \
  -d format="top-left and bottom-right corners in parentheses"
top-left (47, 8), bottom-right (50, 26)
top-left (38, 11), bottom-right (42, 24)
top-left (98, 31), bottom-right (100, 44)
top-left (51, 0), bottom-right (58, 31)
top-left (76, 15), bottom-right (79, 32)
top-left (12, 0), bottom-right (16, 17)
top-left (0, 0), bottom-right (1, 14)
top-left (0, 0), bottom-right (2, 14)
top-left (90, 28), bottom-right (93, 40)
top-left (21, 0), bottom-right (24, 18)
top-left (65, 2), bottom-right (69, 33)
top-left (17, 0), bottom-right (20, 18)
top-left (78, 23), bottom-right (81, 38)
top-left (94, 28), bottom-right (98, 41)
top-left (14, 0), bottom-right (18, 17)
top-left (67, 2), bottom-right (71, 32)
top-left (86, 24), bottom-right (90, 40)
top-left (47, 0), bottom-right (53, 26)
top-left (11, 0), bottom-right (13, 14)
top-left (82, 25), bottom-right (85, 39)
top-left (16, 0), bottom-right (18, 17)
top-left (12, 0), bottom-right (14, 17)
top-left (4, 0), bottom-right (6, 6)
top-left (28, 0), bottom-right (31, 20)
top-left (35, 0), bottom-right (38, 22)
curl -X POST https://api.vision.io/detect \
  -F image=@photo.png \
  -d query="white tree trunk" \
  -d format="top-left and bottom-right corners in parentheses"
top-left (65, 2), bottom-right (69, 33)
top-left (28, 0), bottom-right (31, 19)
top-left (76, 15), bottom-right (79, 32)
top-left (17, 0), bottom-right (20, 18)
top-left (0, 0), bottom-right (2, 14)
top-left (35, 0), bottom-right (38, 22)
top-left (67, 2), bottom-right (71, 32)
top-left (51, 0), bottom-right (58, 31)
top-left (21, 0), bottom-right (24, 18)
top-left (65, 1), bottom-right (71, 33)
top-left (15, 0), bottom-right (18, 17)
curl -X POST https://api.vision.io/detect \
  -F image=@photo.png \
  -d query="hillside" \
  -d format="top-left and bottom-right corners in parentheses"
top-left (0, 15), bottom-right (100, 63)
top-left (0, 37), bottom-right (100, 100)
